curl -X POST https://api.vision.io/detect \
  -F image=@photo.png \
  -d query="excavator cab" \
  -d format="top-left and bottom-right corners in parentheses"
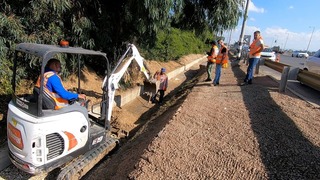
top-left (32, 86), bottom-right (56, 110)
top-left (7, 43), bottom-right (156, 178)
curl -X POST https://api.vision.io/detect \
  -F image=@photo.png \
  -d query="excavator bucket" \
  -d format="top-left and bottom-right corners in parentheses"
top-left (142, 80), bottom-right (158, 103)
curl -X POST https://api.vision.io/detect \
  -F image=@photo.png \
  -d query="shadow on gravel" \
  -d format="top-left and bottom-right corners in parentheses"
top-left (0, 94), bottom-right (11, 145)
top-left (231, 63), bottom-right (320, 179)
top-left (132, 69), bottom-right (202, 134)
top-left (287, 81), bottom-right (320, 107)
top-left (83, 68), bottom-right (206, 179)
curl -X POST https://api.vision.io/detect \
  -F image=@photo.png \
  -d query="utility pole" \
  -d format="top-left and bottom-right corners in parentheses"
top-left (283, 33), bottom-right (289, 50)
top-left (237, 0), bottom-right (250, 60)
top-left (306, 26), bottom-right (315, 53)
top-left (228, 29), bottom-right (233, 47)
top-left (271, 35), bottom-right (278, 48)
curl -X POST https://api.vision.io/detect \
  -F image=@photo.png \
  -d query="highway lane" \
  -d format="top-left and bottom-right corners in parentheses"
top-left (278, 54), bottom-right (308, 69)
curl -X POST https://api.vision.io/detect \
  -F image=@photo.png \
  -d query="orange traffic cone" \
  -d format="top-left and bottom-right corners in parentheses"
top-left (276, 54), bottom-right (280, 62)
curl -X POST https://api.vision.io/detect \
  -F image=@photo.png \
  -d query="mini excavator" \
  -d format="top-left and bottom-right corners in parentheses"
top-left (6, 42), bottom-right (156, 179)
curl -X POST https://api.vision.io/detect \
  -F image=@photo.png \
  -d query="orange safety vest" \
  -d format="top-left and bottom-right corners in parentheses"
top-left (35, 71), bottom-right (69, 110)
top-left (207, 45), bottom-right (219, 63)
top-left (215, 45), bottom-right (228, 64)
top-left (249, 37), bottom-right (263, 57)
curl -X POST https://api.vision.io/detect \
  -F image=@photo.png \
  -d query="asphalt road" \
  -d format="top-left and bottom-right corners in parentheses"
top-left (278, 54), bottom-right (308, 69)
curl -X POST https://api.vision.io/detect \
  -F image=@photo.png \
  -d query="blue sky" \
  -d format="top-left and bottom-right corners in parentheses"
top-left (224, 0), bottom-right (319, 52)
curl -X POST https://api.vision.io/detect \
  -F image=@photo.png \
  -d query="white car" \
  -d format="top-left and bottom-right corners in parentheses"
top-left (292, 51), bottom-right (309, 58)
top-left (304, 49), bottom-right (320, 74)
top-left (260, 48), bottom-right (276, 61)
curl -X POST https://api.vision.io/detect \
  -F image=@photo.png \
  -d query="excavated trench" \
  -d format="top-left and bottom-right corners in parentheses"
top-left (83, 65), bottom-right (206, 179)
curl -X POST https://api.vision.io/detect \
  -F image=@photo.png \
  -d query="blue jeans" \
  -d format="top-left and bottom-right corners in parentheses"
top-left (244, 57), bottom-right (260, 82)
top-left (213, 64), bottom-right (222, 84)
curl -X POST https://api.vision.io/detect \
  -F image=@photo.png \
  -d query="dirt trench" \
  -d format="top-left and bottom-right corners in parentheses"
top-left (84, 60), bottom-right (320, 179)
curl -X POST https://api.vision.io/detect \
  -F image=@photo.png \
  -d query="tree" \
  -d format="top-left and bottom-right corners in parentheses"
top-left (92, 0), bottom-right (184, 58)
top-left (172, 0), bottom-right (245, 35)
top-left (0, 0), bottom-right (246, 93)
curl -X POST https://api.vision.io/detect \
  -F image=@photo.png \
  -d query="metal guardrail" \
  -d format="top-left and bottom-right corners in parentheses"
top-left (264, 60), bottom-right (286, 73)
top-left (261, 59), bottom-right (320, 92)
top-left (297, 70), bottom-right (320, 91)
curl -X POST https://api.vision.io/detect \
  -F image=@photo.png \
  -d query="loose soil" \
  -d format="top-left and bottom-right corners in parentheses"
top-left (1, 54), bottom-right (320, 179)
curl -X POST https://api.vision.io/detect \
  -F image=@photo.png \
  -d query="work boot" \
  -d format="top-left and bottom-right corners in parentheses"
top-left (240, 82), bottom-right (248, 86)
top-left (151, 96), bottom-right (156, 103)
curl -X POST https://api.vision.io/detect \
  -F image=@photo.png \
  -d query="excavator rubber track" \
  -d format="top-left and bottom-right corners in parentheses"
top-left (57, 137), bottom-right (118, 180)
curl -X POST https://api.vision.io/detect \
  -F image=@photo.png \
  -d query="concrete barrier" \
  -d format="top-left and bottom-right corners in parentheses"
top-left (91, 55), bottom-right (207, 114)
top-left (117, 56), bottom-right (206, 107)
top-left (114, 85), bottom-right (141, 107)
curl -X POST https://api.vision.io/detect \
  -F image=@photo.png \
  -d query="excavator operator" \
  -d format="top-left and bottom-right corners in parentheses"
top-left (35, 58), bottom-right (86, 109)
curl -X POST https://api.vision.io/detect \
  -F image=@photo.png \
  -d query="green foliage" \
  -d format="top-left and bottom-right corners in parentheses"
top-left (0, 0), bottom-right (245, 94)
top-left (145, 28), bottom-right (208, 61)
top-left (172, 0), bottom-right (245, 34)
top-left (0, 56), bottom-right (13, 95)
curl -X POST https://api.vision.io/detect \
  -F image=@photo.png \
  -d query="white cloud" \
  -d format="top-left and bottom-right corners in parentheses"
top-left (249, 1), bottom-right (265, 13)
top-left (263, 27), bottom-right (320, 51)
top-left (289, 5), bottom-right (294, 9)
top-left (249, 17), bottom-right (256, 21)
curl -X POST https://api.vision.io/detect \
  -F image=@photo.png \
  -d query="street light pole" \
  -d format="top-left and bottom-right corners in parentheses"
top-left (283, 33), bottom-right (289, 50)
top-left (271, 35), bottom-right (278, 48)
top-left (306, 26), bottom-right (315, 53)
top-left (236, 0), bottom-right (250, 60)
top-left (228, 29), bottom-right (233, 47)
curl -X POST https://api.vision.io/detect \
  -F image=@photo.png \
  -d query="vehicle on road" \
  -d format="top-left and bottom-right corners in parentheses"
top-left (292, 51), bottom-right (309, 58)
top-left (304, 49), bottom-right (320, 74)
top-left (272, 46), bottom-right (280, 53)
top-left (260, 48), bottom-right (276, 61)
top-left (6, 42), bottom-right (156, 179)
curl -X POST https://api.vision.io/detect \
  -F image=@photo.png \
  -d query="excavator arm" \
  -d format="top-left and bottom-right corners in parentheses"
top-left (101, 44), bottom-right (154, 127)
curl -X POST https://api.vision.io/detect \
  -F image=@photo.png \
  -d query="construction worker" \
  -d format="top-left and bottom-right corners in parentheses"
top-left (241, 31), bottom-right (265, 85)
top-left (205, 41), bottom-right (219, 82)
top-left (152, 67), bottom-right (168, 105)
top-left (213, 39), bottom-right (228, 86)
top-left (35, 58), bottom-right (86, 109)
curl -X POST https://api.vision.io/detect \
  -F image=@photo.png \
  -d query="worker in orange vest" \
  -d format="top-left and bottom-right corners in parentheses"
top-left (205, 41), bottom-right (219, 82)
top-left (213, 39), bottom-right (228, 86)
top-left (35, 58), bottom-right (86, 109)
top-left (241, 31), bottom-right (265, 86)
